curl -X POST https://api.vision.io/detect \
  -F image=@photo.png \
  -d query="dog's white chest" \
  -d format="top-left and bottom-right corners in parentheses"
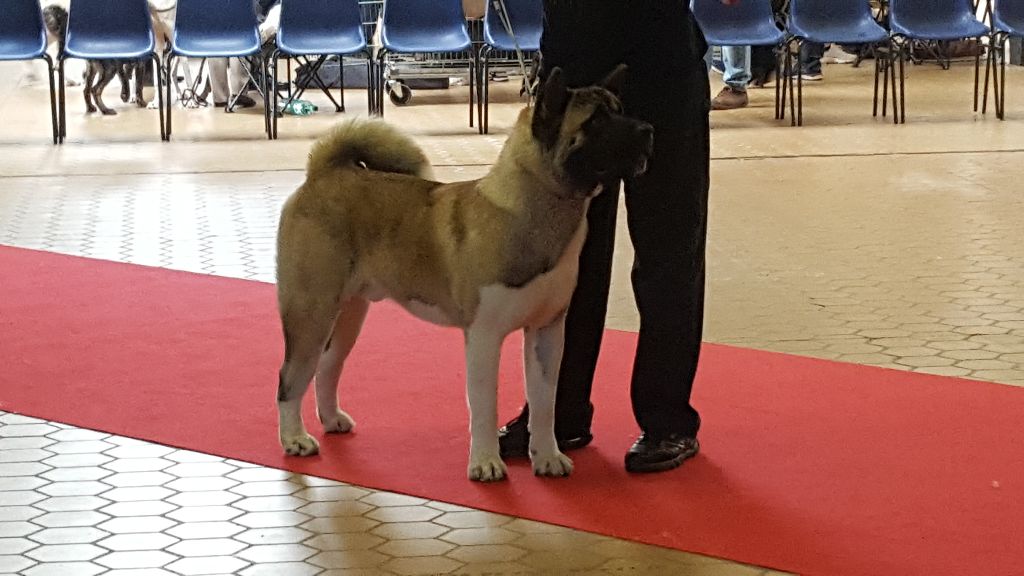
top-left (473, 217), bottom-right (588, 333)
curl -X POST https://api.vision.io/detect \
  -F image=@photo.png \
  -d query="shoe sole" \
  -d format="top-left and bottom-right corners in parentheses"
top-left (499, 435), bottom-right (593, 459)
top-left (624, 445), bottom-right (699, 474)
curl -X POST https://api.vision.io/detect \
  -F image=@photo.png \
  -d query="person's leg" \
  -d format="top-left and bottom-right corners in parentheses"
top-left (208, 58), bottom-right (231, 105)
top-left (224, 58), bottom-right (257, 108)
top-left (498, 2), bottom-right (628, 457)
top-left (621, 0), bottom-right (709, 471)
top-left (799, 42), bottom-right (825, 80)
top-left (712, 45), bottom-right (750, 109)
top-left (722, 45), bottom-right (752, 90)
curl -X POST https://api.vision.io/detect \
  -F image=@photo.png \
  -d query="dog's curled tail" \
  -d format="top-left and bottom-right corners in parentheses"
top-left (307, 118), bottom-right (434, 180)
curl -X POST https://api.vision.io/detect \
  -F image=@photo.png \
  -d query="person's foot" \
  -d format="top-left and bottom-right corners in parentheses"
top-left (214, 94), bottom-right (257, 108)
top-left (624, 433), bottom-right (699, 473)
top-left (497, 414), bottom-right (593, 458)
top-left (711, 86), bottom-right (749, 110)
top-left (790, 69), bottom-right (823, 81)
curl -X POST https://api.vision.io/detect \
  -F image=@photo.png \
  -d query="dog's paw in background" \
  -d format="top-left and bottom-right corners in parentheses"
top-left (318, 409), bottom-right (355, 434)
top-left (468, 454), bottom-right (507, 482)
top-left (531, 450), bottom-right (573, 478)
top-left (281, 432), bottom-right (320, 456)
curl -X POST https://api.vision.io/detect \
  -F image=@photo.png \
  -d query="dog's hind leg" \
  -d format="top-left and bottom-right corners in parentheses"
top-left (314, 297), bottom-right (369, 434)
top-left (84, 63), bottom-right (98, 113)
top-left (93, 63), bottom-right (119, 116)
top-left (523, 314), bottom-right (573, 478)
top-left (463, 328), bottom-right (507, 482)
top-left (277, 297), bottom-right (340, 456)
top-left (134, 62), bottom-right (148, 108)
top-left (119, 63), bottom-right (131, 103)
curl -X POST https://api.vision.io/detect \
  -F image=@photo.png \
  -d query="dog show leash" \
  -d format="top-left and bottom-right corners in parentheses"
top-left (490, 0), bottom-right (537, 103)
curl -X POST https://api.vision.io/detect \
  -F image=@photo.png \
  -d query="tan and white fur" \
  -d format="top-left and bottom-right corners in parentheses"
top-left (274, 66), bottom-right (654, 482)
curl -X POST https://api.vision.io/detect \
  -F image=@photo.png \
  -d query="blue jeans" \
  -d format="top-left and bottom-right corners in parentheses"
top-left (705, 45), bottom-right (751, 91)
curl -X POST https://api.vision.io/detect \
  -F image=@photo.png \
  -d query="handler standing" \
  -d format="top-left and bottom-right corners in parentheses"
top-left (499, 0), bottom-right (727, 473)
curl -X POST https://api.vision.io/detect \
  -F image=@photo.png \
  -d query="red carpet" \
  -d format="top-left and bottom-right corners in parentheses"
top-left (1, 246), bottom-right (1022, 576)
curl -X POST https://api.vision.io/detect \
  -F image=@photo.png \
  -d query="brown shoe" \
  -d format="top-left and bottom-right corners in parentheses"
top-left (711, 86), bottom-right (749, 110)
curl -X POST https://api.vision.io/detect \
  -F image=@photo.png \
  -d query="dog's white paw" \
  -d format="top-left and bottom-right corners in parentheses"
top-left (468, 454), bottom-right (507, 482)
top-left (281, 432), bottom-right (320, 456)
top-left (319, 409), bottom-right (355, 434)
top-left (531, 450), bottom-right (573, 477)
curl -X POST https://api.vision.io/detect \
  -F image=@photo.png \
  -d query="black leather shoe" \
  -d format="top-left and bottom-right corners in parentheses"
top-left (497, 414), bottom-right (593, 458)
top-left (624, 433), bottom-right (699, 473)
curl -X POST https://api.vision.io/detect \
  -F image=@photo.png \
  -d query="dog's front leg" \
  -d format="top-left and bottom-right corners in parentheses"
top-left (464, 329), bottom-right (507, 482)
top-left (524, 314), bottom-right (573, 477)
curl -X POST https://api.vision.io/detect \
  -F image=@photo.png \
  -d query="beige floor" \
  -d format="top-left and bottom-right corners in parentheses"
top-left (1, 54), bottom-right (1023, 575)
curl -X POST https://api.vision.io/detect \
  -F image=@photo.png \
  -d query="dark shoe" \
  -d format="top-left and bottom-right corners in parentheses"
top-left (624, 433), bottom-right (699, 473)
top-left (497, 414), bottom-right (593, 458)
top-left (711, 86), bottom-right (749, 110)
top-left (215, 94), bottom-right (257, 109)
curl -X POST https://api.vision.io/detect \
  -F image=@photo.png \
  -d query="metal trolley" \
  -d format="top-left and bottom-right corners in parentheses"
top-left (360, 0), bottom-right (534, 108)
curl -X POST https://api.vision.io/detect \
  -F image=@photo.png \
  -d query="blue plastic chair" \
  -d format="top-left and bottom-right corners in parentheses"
top-left (690, 0), bottom-right (790, 121)
top-left (270, 0), bottom-right (370, 139)
top-left (0, 0), bottom-right (58, 143)
top-left (982, 0), bottom-right (1024, 119)
top-left (165, 0), bottom-right (267, 140)
top-left (888, 0), bottom-right (990, 123)
top-left (374, 0), bottom-right (474, 119)
top-left (60, 0), bottom-right (164, 142)
top-left (787, 0), bottom-right (892, 126)
top-left (478, 0), bottom-right (542, 134)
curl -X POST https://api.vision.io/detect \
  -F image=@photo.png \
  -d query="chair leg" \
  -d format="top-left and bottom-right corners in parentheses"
top-left (365, 56), bottom-right (374, 116)
top-left (481, 49), bottom-right (490, 134)
top-left (983, 36), bottom-right (994, 114)
top-left (974, 39), bottom-right (982, 112)
top-left (377, 52), bottom-right (387, 118)
top-left (779, 45), bottom-right (789, 121)
top-left (873, 44), bottom-right (881, 118)
top-left (775, 46), bottom-right (782, 120)
top-left (58, 57), bottom-right (66, 143)
top-left (896, 42), bottom-right (905, 124)
top-left (469, 54), bottom-right (475, 129)
top-left (155, 54), bottom-right (166, 141)
top-left (797, 40), bottom-right (804, 127)
top-left (272, 52), bottom-right (280, 139)
top-left (339, 56), bottom-right (346, 113)
top-left (164, 56), bottom-right (174, 140)
top-left (999, 37), bottom-right (1007, 120)
top-left (42, 55), bottom-right (58, 145)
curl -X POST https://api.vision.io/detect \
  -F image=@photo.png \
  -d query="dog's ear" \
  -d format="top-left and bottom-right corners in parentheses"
top-left (536, 67), bottom-right (569, 117)
top-left (532, 67), bottom-right (570, 148)
top-left (600, 64), bottom-right (628, 98)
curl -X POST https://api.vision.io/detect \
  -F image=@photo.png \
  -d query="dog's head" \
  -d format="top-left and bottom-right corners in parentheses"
top-left (531, 65), bottom-right (654, 193)
top-left (42, 5), bottom-right (69, 42)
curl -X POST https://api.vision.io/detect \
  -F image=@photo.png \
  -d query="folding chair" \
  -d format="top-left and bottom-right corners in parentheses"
top-left (478, 0), bottom-right (542, 134)
top-left (59, 0), bottom-right (165, 142)
top-left (690, 0), bottom-right (789, 122)
top-left (787, 0), bottom-right (893, 125)
top-left (374, 0), bottom-right (475, 119)
top-left (983, 0), bottom-right (1024, 118)
top-left (270, 0), bottom-right (370, 139)
top-left (0, 0), bottom-right (59, 144)
top-left (888, 0), bottom-right (990, 123)
top-left (165, 0), bottom-right (268, 141)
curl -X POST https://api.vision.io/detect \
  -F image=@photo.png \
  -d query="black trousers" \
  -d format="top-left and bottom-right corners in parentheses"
top-left (538, 0), bottom-right (711, 439)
